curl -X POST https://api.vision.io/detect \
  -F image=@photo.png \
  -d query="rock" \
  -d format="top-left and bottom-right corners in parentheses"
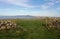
top-left (47, 20), bottom-right (60, 30)
top-left (0, 20), bottom-right (17, 30)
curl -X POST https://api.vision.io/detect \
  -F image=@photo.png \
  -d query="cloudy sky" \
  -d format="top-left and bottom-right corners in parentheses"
top-left (0, 0), bottom-right (60, 17)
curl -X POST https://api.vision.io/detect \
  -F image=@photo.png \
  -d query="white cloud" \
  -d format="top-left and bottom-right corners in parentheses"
top-left (0, 0), bottom-right (35, 8)
top-left (44, 0), bottom-right (60, 3)
top-left (0, 8), bottom-right (11, 10)
top-left (40, 10), bottom-right (60, 17)
top-left (45, 0), bottom-right (55, 5)
top-left (44, 0), bottom-right (60, 6)
top-left (57, 7), bottom-right (60, 10)
top-left (41, 5), bottom-right (49, 9)
top-left (55, 0), bottom-right (60, 3)
top-left (41, 0), bottom-right (59, 9)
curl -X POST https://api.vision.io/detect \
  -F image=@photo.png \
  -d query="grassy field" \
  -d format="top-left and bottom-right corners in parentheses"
top-left (0, 18), bottom-right (60, 39)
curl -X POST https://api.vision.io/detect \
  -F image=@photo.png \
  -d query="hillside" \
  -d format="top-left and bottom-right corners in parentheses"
top-left (0, 18), bottom-right (60, 39)
top-left (0, 15), bottom-right (35, 19)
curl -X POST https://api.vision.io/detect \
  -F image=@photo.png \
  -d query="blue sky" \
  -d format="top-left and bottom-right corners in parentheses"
top-left (0, 0), bottom-right (60, 17)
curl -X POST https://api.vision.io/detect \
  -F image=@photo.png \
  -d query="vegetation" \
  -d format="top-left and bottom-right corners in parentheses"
top-left (0, 18), bottom-right (60, 39)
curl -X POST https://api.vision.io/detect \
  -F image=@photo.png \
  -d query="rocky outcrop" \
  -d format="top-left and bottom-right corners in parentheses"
top-left (47, 20), bottom-right (60, 30)
top-left (0, 20), bottom-right (17, 30)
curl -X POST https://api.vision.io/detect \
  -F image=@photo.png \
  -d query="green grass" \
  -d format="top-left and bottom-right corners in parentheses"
top-left (0, 19), bottom-right (60, 39)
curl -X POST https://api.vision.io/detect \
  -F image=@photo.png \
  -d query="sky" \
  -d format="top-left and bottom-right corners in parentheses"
top-left (0, 0), bottom-right (60, 17)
